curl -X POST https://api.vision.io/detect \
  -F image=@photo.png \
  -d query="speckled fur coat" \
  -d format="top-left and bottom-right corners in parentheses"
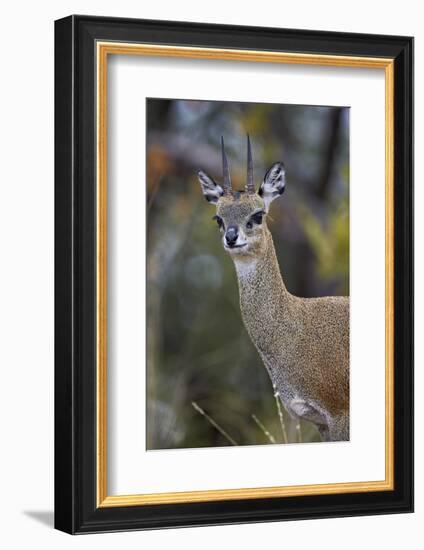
top-left (233, 228), bottom-right (349, 442)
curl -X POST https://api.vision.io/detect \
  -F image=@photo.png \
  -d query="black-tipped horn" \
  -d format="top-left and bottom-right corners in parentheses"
top-left (246, 134), bottom-right (255, 194)
top-left (221, 136), bottom-right (232, 194)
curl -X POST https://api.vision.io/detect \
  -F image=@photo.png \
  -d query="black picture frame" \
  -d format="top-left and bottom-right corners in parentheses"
top-left (55, 15), bottom-right (413, 534)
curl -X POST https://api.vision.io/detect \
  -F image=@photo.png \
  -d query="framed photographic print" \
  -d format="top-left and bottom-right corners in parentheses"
top-left (54, 15), bottom-right (413, 534)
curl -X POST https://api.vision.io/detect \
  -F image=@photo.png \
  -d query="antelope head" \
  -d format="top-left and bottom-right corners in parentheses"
top-left (197, 136), bottom-right (286, 257)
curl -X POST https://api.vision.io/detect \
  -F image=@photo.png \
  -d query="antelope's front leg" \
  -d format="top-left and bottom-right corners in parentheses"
top-left (288, 397), bottom-right (329, 440)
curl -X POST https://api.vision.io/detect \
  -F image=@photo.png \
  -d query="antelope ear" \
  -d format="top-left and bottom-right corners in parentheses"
top-left (258, 162), bottom-right (286, 211)
top-left (197, 170), bottom-right (224, 204)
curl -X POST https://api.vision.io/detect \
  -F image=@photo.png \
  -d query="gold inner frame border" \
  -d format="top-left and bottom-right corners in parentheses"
top-left (96, 42), bottom-right (394, 508)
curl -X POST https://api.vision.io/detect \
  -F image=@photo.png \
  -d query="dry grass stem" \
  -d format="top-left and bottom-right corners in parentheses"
top-left (251, 414), bottom-right (276, 444)
top-left (191, 401), bottom-right (238, 446)
top-left (273, 386), bottom-right (288, 444)
top-left (296, 422), bottom-right (302, 443)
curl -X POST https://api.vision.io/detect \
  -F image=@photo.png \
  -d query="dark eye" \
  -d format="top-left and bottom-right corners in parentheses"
top-left (212, 215), bottom-right (224, 229)
top-left (248, 211), bottom-right (264, 227)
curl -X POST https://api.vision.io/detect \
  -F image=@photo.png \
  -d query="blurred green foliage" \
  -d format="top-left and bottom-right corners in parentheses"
top-left (146, 99), bottom-right (349, 449)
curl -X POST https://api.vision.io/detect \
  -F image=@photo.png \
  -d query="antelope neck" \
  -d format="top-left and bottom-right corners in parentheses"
top-left (232, 230), bottom-right (294, 317)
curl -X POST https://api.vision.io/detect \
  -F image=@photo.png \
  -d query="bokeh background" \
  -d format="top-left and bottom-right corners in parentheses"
top-left (146, 98), bottom-right (349, 450)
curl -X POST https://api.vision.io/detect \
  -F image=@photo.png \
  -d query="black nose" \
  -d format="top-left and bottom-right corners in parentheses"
top-left (225, 225), bottom-right (238, 246)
